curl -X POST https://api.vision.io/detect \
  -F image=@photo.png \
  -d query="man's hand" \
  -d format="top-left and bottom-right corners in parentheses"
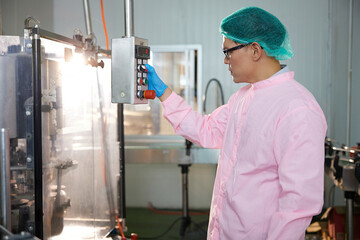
top-left (145, 64), bottom-right (168, 97)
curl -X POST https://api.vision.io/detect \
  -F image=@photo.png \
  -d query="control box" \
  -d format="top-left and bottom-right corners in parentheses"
top-left (111, 37), bottom-right (155, 104)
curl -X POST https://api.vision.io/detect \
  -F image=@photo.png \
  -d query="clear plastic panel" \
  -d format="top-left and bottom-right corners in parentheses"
top-left (39, 39), bottom-right (118, 239)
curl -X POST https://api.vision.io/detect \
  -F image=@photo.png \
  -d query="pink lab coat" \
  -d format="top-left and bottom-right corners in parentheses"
top-left (162, 71), bottom-right (327, 240)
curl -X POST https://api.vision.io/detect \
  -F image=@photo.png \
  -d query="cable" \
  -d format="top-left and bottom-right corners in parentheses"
top-left (100, 0), bottom-right (109, 50)
top-left (116, 215), bottom-right (126, 239)
top-left (191, 221), bottom-right (208, 235)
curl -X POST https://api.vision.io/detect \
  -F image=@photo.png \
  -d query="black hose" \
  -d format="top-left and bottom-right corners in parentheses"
top-left (203, 78), bottom-right (225, 114)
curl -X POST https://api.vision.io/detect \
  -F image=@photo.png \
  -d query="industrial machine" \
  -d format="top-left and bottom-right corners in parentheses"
top-left (0, 0), bottom-right (158, 238)
top-left (0, 0), bottom-right (218, 239)
top-left (325, 138), bottom-right (360, 240)
top-left (0, 21), bottom-right (120, 239)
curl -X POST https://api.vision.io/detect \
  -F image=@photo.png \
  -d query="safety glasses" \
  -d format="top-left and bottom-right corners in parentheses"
top-left (223, 43), bottom-right (252, 58)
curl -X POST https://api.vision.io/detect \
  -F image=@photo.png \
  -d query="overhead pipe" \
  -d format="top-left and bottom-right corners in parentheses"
top-left (326, 0), bottom-right (333, 136)
top-left (124, 0), bottom-right (134, 37)
top-left (82, 0), bottom-right (93, 36)
top-left (0, 0), bottom-right (2, 34)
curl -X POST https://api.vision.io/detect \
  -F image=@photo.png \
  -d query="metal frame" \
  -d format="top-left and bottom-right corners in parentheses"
top-left (150, 44), bottom-right (203, 113)
top-left (31, 27), bottom-right (43, 239)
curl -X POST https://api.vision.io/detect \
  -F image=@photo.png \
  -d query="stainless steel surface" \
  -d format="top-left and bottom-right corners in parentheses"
top-left (82, 0), bottom-right (93, 36)
top-left (125, 135), bottom-right (219, 164)
top-left (0, 128), bottom-right (11, 231)
top-left (111, 37), bottom-right (149, 104)
top-left (124, 0), bottom-right (134, 37)
top-left (0, 57), bottom-right (17, 138)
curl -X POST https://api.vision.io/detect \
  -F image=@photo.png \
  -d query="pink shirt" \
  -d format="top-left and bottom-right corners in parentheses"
top-left (162, 71), bottom-right (327, 240)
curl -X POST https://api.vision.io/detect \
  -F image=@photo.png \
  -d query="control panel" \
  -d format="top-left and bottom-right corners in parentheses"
top-left (111, 37), bottom-right (156, 104)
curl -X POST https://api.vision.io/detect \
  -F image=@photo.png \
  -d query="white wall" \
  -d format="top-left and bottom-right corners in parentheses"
top-left (1, 0), bottom-right (359, 208)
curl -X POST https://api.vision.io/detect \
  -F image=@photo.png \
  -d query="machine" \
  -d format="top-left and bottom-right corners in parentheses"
top-left (0, 0), bottom-right (217, 239)
top-left (325, 138), bottom-right (360, 240)
top-left (0, 0), bottom-right (151, 237)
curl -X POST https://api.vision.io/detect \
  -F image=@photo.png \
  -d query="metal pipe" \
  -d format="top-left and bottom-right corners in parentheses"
top-left (326, 0), bottom-right (333, 136)
top-left (181, 169), bottom-right (189, 218)
top-left (117, 104), bottom-right (126, 220)
top-left (346, 0), bottom-right (353, 146)
top-left (0, 224), bottom-right (13, 236)
top-left (0, 0), bottom-right (2, 35)
top-left (124, 0), bottom-right (134, 37)
top-left (32, 27), bottom-right (43, 239)
top-left (345, 192), bottom-right (354, 240)
top-left (82, 0), bottom-right (93, 36)
top-left (0, 128), bottom-right (11, 231)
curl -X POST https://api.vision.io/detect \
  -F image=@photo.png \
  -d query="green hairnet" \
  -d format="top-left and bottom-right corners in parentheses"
top-left (220, 7), bottom-right (294, 60)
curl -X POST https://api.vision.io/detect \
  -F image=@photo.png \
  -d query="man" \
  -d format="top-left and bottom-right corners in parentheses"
top-left (145, 6), bottom-right (327, 240)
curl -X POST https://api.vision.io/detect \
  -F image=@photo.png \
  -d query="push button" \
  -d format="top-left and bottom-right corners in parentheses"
top-left (143, 90), bottom-right (156, 99)
top-left (137, 64), bottom-right (146, 72)
top-left (136, 90), bottom-right (156, 99)
top-left (137, 78), bottom-right (143, 85)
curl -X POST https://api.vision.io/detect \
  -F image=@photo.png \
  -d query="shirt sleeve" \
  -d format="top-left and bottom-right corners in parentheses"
top-left (268, 106), bottom-right (327, 240)
top-left (161, 92), bottom-right (229, 148)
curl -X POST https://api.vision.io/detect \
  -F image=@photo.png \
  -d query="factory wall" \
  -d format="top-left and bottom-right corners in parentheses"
top-left (1, 0), bottom-right (359, 209)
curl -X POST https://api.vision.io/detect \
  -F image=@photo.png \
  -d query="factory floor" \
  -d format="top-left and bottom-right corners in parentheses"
top-left (123, 207), bottom-right (323, 240)
top-left (124, 207), bottom-right (209, 240)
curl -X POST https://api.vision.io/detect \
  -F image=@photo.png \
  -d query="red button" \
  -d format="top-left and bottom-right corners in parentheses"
top-left (143, 90), bottom-right (156, 99)
top-left (137, 78), bottom-right (143, 85)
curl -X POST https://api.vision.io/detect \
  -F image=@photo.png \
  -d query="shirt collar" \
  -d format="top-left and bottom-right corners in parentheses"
top-left (271, 64), bottom-right (289, 77)
top-left (251, 65), bottom-right (294, 89)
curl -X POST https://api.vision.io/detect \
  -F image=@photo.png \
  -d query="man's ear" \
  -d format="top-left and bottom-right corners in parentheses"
top-left (251, 42), bottom-right (263, 61)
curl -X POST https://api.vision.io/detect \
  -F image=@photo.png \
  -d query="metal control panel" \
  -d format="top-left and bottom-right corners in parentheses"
top-left (111, 37), bottom-right (155, 104)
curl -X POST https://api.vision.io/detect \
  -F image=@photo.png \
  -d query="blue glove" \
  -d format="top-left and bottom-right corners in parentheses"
top-left (145, 64), bottom-right (168, 97)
